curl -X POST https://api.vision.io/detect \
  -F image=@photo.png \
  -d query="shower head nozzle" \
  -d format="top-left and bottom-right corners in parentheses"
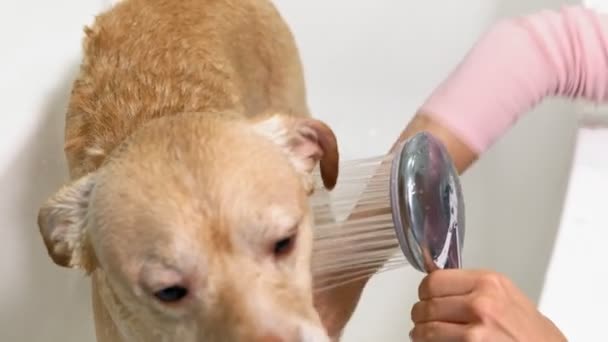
top-left (390, 131), bottom-right (465, 273)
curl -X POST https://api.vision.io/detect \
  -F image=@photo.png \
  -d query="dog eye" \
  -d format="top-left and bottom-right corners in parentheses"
top-left (273, 235), bottom-right (296, 256)
top-left (154, 285), bottom-right (189, 303)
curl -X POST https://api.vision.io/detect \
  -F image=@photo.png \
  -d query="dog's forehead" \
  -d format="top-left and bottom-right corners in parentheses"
top-left (92, 117), bottom-right (309, 248)
top-left (97, 142), bottom-right (304, 219)
top-left (267, 204), bottom-right (299, 227)
top-left (94, 152), bottom-right (304, 226)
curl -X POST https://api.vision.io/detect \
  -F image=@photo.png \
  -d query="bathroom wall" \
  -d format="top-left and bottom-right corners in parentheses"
top-left (537, 120), bottom-right (608, 341)
top-left (0, 0), bottom-right (579, 341)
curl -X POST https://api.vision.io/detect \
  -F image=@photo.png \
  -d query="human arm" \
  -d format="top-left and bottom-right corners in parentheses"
top-left (409, 5), bottom-right (608, 165)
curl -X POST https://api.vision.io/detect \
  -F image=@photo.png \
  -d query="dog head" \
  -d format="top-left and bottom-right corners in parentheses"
top-left (37, 112), bottom-right (338, 341)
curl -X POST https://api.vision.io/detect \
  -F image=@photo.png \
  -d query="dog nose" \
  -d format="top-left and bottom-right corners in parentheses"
top-left (255, 333), bottom-right (288, 342)
top-left (253, 325), bottom-right (330, 342)
top-left (298, 324), bottom-right (332, 342)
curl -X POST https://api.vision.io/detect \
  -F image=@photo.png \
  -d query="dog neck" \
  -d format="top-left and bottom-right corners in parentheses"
top-left (90, 271), bottom-right (141, 342)
top-left (91, 273), bottom-right (124, 342)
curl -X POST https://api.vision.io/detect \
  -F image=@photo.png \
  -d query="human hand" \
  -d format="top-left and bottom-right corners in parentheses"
top-left (410, 269), bottom-right (567, 342)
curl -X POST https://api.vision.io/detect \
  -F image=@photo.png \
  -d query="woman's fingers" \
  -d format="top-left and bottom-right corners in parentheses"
top-left (409, 321), bottom-right (470, 342)
top-left (418, 269), bottom-right (488, 299)
top-left (411, 295), bottom-right (474, 324)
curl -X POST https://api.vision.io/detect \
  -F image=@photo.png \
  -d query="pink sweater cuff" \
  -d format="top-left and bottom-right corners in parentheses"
top-left (420, 6), bottom-right (608, 154)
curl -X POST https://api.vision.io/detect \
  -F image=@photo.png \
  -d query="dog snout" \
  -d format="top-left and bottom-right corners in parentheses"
top-left (298, 323), bottom-right (332, 342)
top-left (252, 328), bottom-right (297, 342)
top-left (250, 324), bottom-right (330, 342)
top-left (255, 332), bottom-right (290, 342)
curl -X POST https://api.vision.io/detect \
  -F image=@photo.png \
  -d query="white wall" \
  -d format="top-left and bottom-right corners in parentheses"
top-left (0, 0), bottom-right (579, 341)
top-left (537, 122), bottom-right (608, 341)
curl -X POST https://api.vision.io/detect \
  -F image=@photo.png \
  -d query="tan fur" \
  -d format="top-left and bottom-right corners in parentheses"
top-left (37, 0), bottom-right (340, 341)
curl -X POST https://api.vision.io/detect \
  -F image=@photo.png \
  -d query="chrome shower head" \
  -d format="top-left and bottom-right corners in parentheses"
top-left (390, 131), bottom-right (465, 272)
top-left (311, 131), bottom-right (466, 284)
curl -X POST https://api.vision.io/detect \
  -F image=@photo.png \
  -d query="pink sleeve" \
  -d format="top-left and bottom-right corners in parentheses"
top-left (420, 6), bottom-right (608, 154)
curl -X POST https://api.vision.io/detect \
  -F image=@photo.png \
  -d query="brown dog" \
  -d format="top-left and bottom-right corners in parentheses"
top-left (36, 0), bottom-right (340, 341)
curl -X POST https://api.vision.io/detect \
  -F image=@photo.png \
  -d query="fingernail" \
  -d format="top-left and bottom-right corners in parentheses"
top-left (409, 329), bottom-right (414, 341)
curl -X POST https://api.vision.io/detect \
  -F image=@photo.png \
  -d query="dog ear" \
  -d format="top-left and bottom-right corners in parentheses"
top-left (252, 114), bottom-right (339, 192)
top-left (37, 172), bottom-right (97, 271)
